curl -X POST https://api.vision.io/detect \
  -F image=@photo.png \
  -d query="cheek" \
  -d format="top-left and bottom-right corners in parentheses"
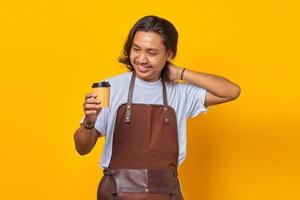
top-left (129, 52), bottom-right (135, 64)
top-left (129, 51), bottom-right (140, 60)
top-left (129, 52), bottom-right (167, 69)
top-left (150, 57), bottom-right (167, 68)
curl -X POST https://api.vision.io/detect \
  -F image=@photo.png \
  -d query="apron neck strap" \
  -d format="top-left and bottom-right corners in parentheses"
top-left (124, 71), bottom-right (170, 124)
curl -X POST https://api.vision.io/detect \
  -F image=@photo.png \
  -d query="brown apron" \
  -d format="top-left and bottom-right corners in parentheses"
top-left (97, 72), bottom-right (184, 200)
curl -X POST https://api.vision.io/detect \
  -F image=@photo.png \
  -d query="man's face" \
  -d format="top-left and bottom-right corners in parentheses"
top-left (129, 31), bottom-right (172, 82)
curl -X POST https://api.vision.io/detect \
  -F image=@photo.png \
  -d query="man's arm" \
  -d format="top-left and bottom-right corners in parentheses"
top-left (167, 63), bottom-right (241, 107)
top-left (74, 93), bottom-right (103, 155)
top-left (74, 123), bottom-right (103, 156)
top-left (183, 69), bottom-right (241, 107)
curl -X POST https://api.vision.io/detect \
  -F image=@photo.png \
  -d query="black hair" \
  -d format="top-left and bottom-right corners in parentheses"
top-left (118, 15), bottom-right (178, 81)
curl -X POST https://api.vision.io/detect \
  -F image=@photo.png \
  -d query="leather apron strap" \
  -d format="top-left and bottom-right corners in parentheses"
top-left (124, 72), bottom-right (170, 124)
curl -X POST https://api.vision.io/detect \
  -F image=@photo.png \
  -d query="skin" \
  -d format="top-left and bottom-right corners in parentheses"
top-left (74, 31), bottom-right (241, 155)
top-left (129, 31), bottom-right (173, 82)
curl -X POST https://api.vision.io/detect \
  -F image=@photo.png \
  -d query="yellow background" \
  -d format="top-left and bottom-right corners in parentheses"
top-left (1, 0), bottom-right (299, 199)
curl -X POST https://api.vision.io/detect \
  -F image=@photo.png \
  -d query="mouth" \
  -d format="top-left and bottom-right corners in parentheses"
top-left (135, 64), bottom-right (152, 73)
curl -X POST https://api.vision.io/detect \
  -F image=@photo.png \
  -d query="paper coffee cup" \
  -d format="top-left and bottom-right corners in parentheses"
top-left (92, 81), bottom-right (110, 107)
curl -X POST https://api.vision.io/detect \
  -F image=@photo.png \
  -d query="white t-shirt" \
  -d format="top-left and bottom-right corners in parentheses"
top-left (80, 71), bottom-right (208, 169)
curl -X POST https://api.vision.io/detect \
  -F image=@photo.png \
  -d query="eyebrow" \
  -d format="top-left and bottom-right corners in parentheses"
top-left (132, 43), bottom-right (158, 51)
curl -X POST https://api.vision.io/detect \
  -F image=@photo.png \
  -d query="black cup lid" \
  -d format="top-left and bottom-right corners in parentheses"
top-left (92, 81), bottom-right (110, 88)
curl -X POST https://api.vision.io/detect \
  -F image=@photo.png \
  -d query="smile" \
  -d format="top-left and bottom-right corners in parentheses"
top-left (136, 64), bottom-right (152, 72)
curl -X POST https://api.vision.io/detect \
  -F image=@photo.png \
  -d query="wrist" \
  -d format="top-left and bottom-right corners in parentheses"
top-left (180, 68), bottom-right (186, 80)
top-left (83, 118), bottom-right (95, 129)
top-left (175, 67), bottom-right (184, 80)
top-left (175, 67), bottom-right (187, 81)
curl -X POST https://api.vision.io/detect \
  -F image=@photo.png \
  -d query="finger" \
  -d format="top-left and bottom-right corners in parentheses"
top-left (83, 99), bottom-right (100, 108)
top-left (83, 102), bottom-right (99, 109)
top-left (85, 98), bottom-right (100, 104)
top-left (85, 93), bottom-right (97, 99)
top-left (85, 110), bottom-right (97, 115)
top-left (84, 105), bottom-right (101, 112)
top-left (84, 104), bottom-right (101, 110)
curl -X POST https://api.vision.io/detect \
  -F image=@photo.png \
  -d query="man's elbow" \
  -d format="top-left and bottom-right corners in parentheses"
top-left (75, 145), bottom-right (91, 156)
top-left (229, 84), bottom-right (241, 100)
top-left (74, 134), bottom-right (92, 156)
top-left (227, 84), bottom-right (241, 101)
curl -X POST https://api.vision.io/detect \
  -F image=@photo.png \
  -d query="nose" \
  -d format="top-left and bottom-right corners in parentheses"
top-left (136, 53), bottom-right (148, 64)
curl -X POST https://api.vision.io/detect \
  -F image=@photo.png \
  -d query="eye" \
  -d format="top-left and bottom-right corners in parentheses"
top-left (132, 47), bottom-right (139, 51)
top-left (148, 51), bottom-right (157, 56)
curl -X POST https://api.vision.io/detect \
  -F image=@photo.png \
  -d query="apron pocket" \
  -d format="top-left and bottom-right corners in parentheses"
top-left (121, 188), bottom-right (171, 200)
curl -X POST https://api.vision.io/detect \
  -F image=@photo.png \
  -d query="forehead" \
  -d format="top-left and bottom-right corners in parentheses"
top-left (132, 31), bottom-right (165, 50)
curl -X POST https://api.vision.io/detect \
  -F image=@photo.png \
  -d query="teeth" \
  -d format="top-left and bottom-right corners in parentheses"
top-left (137, 65), bottom-right (149, 72)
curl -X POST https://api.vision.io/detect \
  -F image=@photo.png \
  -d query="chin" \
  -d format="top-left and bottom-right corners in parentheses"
top-left (132, 64), bottom-right (161, 81)
top-left (136, 72), bottom-right (152, 80)
top-left (135, 71), bottom-right (158, 82)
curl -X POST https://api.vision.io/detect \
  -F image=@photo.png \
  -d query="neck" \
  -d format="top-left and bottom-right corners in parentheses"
top-left (134, 73), bottom-right (161, 82)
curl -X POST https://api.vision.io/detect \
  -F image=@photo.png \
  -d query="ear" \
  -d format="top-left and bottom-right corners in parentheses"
top-left (166, 50), bottom-right (173, 62)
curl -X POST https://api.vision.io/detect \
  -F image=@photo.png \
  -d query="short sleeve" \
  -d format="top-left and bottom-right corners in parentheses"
top-left (79, 108), bottom-right (108, 136)
top-left (94, 108), bottom-right (108, 136)
top-left (185, 83), bottom-right (208, 118)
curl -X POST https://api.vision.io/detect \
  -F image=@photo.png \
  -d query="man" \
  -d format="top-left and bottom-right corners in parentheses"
top-left (74, 15), bottom-right (240, 200)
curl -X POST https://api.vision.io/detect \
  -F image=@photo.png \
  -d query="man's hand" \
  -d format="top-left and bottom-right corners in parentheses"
top-left (166, 62), bottom-right (184, 81)
top-left (83, 93), bottom-right (102, 125)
